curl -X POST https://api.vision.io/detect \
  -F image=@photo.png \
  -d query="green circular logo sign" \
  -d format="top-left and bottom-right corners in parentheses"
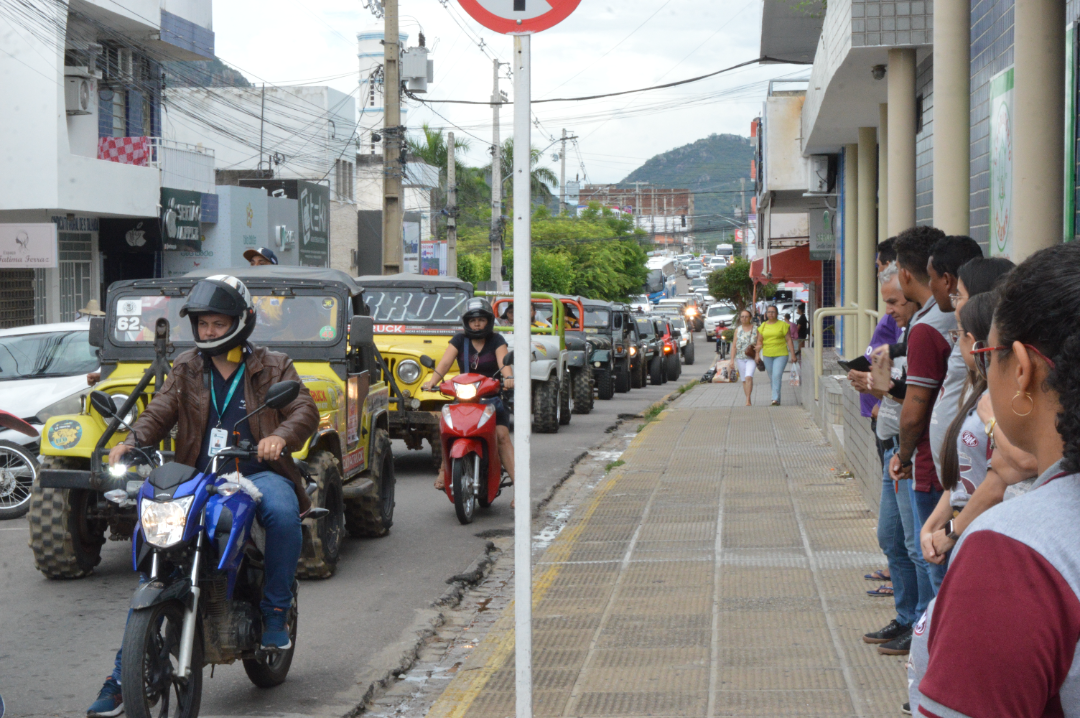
top-left (48, 420), bottom-right (83, 450)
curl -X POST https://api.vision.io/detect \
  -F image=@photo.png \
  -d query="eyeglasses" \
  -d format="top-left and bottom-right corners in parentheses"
top-left (970, 341), bottom-right (1056, 379)
top-left (948, 292), bottom-right (962, 305)
top-left (947, 329), bottom-right (960, 343)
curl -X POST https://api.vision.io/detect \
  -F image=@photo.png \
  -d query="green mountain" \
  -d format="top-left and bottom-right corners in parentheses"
top-left (620, 133), bottom-right (754, 237)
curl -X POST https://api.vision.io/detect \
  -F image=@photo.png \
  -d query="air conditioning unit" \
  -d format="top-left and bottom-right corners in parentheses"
top-left (807, 154), bottom-right (833, 194)
top-left (65, 77), bottom-right (92, 115)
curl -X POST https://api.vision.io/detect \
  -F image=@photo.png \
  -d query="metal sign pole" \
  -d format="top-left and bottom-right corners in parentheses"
top-left (511, 32), bottom-right (533, 718)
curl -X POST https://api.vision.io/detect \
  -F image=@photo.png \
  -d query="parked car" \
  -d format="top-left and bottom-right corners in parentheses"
top-left (0, 322), bottom-right (97, 451)
top-left (652, 317), bottom-right (682, 381)
top-left (631, 315), bottom-right (666, 386)
top-left (684, 262), bottom-right (704, 279)
top-left (704, 302), bottom-right (738, 339)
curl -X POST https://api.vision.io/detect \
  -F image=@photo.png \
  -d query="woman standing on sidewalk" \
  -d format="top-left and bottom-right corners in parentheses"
top-left (733, 309), bottom-right (758, 406)
top-left (755, 305), bottom-right (796, 405)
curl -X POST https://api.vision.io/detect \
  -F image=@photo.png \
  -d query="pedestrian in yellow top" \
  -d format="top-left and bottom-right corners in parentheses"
top-left (755, 305), bottom-right (796, 405)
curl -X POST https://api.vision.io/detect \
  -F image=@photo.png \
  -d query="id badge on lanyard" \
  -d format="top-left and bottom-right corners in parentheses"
top-left (208, 365), bottom-right (245, 458)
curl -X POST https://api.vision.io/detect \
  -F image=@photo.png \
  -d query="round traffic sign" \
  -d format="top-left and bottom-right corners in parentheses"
top-left (457, 0), bottom-right (581, 34)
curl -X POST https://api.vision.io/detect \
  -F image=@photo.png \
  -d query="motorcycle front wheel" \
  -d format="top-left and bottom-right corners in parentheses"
top-left (452, 454), bottom-right (479, 524)
top-left (121, 600), bottom-right (202, 718)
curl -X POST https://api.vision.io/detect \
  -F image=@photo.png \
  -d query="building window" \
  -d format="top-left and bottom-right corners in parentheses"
top-left (915, 94), bottom-right (924, 134)
top-left (0, 270), bottom-right (37, 329)
top-left (59, 233), bottom-right (93, 322)
top-left (112, 89), bottom-right (127, 138)
top-left (335, 159), bottom-right (354, 201)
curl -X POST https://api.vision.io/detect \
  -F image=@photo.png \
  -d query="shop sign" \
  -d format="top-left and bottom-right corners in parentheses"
top-left (808, 209), bottom-right (836, 261)
top-left (0, 223), bottom-right (58, 268)
top-left (99, 218), bottom-right (163, 254)
top-left (989, 66), bottom-right (1014, 258)
top-left (161, 188), bottom-right (203, 251)
top-left (298, 181), bottom-right (329, 267)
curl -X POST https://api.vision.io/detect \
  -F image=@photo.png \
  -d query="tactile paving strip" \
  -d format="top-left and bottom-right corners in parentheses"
top-left (424, 381), bottom-right (906, 718)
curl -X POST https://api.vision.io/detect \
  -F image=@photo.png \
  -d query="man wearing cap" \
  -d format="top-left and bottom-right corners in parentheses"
top-left (244, 247), bottom-right (279, 266)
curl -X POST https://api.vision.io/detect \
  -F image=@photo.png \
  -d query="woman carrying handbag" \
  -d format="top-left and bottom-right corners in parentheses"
top-left (734, 309), bottom-right (760, 406)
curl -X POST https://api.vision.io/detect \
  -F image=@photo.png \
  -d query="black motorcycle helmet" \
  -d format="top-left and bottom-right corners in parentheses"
top-left (179, 275), bottom-right (257, 356)
top-left (461, 297), bottom-right (495, 339)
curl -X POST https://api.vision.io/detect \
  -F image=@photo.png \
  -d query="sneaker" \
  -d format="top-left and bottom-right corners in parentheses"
top-left (902, 702), bottom-right (911, 715)
top-left (863, 619), bottom-right (910, 644)
top-left (261, 608), bottom-right (292, 650)
top-left (87, 677), bottom-right (123, 717)
top-left (878, 629), bottom-right (913, 655)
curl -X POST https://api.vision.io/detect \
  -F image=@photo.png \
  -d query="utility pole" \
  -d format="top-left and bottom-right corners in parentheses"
top-left (559, 128), bottom-right (567, 214)
top-left (447, 131), bottom-right (457, 277)
top-left (258, 83), bottom-right (266, 172)
top-left (739, 177), bottom-right (747, 218)
top-left (490, 59), bottom-right (504, 286)
top-left (381, 0), bottom-right (403, 275)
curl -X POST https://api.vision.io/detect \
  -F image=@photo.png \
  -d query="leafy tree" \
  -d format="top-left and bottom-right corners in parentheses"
top-left (457, 253), bottom-right (489, 288)
top-left (407, 124), bottom-right (491, 237)
top-left (484, 138), bottom-right (559, 208)
top-left (706, 257), bottom-right (776, 310)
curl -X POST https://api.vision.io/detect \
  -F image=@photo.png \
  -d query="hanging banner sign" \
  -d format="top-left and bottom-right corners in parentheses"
top-left (161, 188), bottom-right (203, 251)
top-left (989, 66), bottom-right (1014, 258)
top-left (0, 223), bottom-right (58, 268)
top-left (298, 180), bottom-right (330, 267)
top-left (458, 0), bottom-right (581, 34)
top-left (808, 208), bottom-right (836, 260)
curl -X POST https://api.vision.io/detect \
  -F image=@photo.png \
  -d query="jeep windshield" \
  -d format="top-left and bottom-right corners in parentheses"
top-left (111, 293), bottom-right (343, 344)
top-left (584, 308), bottom-right (609, 329)
top-left (364, 288), bottom-right (470, 327)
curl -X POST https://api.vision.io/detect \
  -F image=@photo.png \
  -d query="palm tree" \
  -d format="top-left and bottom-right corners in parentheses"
top-left (406, 123), bottom-right (490, 232)
top-left (484, 137), bottom-right (559, 208)
top-left (406, 123), bottom-right (468, 176)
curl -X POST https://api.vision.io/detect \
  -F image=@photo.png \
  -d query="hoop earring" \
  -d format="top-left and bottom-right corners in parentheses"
top-left (1011, 391), bottom-right (1034, 417)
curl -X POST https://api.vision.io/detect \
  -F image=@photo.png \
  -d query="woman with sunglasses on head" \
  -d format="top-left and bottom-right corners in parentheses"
top-left (733, 309), bottom-right (758, 406)
top-left (911, 243), bottom-right (1080, 718)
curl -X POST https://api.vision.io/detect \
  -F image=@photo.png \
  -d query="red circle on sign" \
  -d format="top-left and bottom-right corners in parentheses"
top-left (457, 0), bottom-right (581, 34)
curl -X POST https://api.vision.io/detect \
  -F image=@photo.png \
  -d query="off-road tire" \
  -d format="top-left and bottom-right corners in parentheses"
top-left (27, 456), bottom-right (106, 579)
top-left (533, 380), bottom-right (559, 434)
top-left (630, 357), bottom-right (644, 388)
top-left (345, 428), bottom-right (395, 538)
top-left (666, 353), bottom-right (681, 381)
top-left (559, 372), bottom-right (573, 424)
top-left (596, 369), bottom-right (615, 400)
top-left (615, 360), bottom-right (632, 393)
top-left (649, 354), bottom-right (665, 385)
top-left (683, 341), bottom-right (696, 366)
top-left (297, 450), bottom-right (344, 579)
top-left (571, 366), bottom-right (593, 414)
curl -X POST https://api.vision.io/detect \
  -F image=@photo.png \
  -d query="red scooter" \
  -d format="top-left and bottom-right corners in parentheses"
top-left (438, 372), bottom-right (510, 524)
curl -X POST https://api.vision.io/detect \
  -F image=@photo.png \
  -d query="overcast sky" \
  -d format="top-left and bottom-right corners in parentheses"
top-left (212, 0), bottom-right (808, 184)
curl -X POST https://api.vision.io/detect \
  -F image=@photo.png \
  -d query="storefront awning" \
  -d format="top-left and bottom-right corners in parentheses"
top-left (750, 244), bottom-right (822, 285)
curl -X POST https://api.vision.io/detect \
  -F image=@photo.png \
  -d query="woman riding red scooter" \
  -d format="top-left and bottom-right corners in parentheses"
top-left (422, 298), bottom-right (515, 515)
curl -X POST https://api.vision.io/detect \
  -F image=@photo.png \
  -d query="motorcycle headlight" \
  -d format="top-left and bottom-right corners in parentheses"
top-left (396, 360), bottom-right (422, 385)
top-left (140, 496), bottom-right (194, 548)
top-left (35, 392), bottom-right (86, 423)
top-left (456, 382), bottom-right (479, 401)
top-left (106, 394), bottom-right (139, 426)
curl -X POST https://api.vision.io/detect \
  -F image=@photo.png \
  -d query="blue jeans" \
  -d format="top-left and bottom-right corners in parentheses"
top-left (910, 484), bottom-right (947, 593)
top-left (111, 470), bottom-right (301, 683)
top-left (878, 447), bottom-right (918, 626)
top-left (761, 354), bottom-right (789, 402)
top-left (897, 478), bottom-right (934, 616)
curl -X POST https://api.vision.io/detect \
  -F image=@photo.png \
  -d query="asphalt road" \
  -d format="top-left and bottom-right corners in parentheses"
top-left (0, 329), bottom-right (710, 718)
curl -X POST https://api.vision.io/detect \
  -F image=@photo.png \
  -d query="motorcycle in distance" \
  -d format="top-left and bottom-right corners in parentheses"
top-left (435, 352), bottom-right (515, 524)
top-left (92, 380), bottom-right (324, 718)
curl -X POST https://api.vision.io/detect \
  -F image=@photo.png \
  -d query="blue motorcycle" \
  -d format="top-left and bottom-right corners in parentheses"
top-left (94, 381), bottom-right (314, 718)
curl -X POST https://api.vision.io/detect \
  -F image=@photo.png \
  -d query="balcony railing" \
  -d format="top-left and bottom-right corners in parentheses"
top-left (148, 137), bottom-right (215, 194)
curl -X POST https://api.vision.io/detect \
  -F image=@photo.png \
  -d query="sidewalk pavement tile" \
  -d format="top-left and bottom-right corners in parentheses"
top-left (424, 376), bottom-right (905, 718)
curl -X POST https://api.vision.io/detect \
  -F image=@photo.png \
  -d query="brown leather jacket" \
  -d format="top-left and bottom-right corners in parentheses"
top-left (123, 345), bottom-right (320, 513)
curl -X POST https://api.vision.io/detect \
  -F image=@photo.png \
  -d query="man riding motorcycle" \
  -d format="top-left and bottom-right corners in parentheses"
top-left (87, 275), bottom-right (319, 717)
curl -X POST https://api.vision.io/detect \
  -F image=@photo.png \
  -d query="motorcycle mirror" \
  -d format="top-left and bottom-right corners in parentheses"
top-left (90, 390), bottom-right (118, 419)
top-left (419, 355), bottom-right (436, 369)
top-left (504, 350), bottom-right (515, 366)
top-left (264, 381), bottom-right (301, 410)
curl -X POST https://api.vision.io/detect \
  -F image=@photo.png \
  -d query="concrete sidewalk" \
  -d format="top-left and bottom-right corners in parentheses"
top-left (422, 376), bottom-right (905, 717)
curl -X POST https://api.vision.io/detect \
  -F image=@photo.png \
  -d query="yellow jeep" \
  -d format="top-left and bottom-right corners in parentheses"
top-left (30, 267), bottom-right (393, 581)
top-left (356, 273), bottom-right (474, 468)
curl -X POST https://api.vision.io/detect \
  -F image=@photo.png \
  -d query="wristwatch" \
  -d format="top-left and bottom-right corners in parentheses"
top-left (899, 458), bottom-right (913, 469)
top-left (945, 520), bottom-right (960, 541)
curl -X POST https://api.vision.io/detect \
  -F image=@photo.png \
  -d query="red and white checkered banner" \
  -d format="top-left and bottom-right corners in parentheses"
top-left (97, 136), bottom-right (149, 166)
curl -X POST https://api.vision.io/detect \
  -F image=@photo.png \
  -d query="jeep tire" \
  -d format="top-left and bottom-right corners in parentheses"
top-left (615, 359), bottom-right (632, 393)
top-left (596, 368), bottom-right (616, 400)
top-left (571, 366), bottom-right (593, 414)
top-left (559, 372), bottom-right (573, 424)
top-left (649, 354), bottom-right (665, 385)
top-left (533, 379), bottom-right (559, 433)
top-left (630, 357), bottom-right (644, 389)
top-left (666, 352), bottom-right (681, 381)
top-left (682, 340), bottom-right (695, 366)
top-left (297, 449), bottom-right (345, 579)
top-left (28, 456), bottom-right (106, 579)
top-left (345, 428), bottom-right (395, 539)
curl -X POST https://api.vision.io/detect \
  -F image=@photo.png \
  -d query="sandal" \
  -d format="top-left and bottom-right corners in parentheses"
top-left (866, 584), bottom-right (894, 597)
top-left (864, 569), bottom-right (891, 582)
top-left (434, 474), bottom-right (445, 491)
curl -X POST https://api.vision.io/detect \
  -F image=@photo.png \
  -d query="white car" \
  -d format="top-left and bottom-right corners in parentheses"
top-left (704, 302), bottom-right (738, 339)
top-left (684, 262), bottom-right (704, 279)
top-left (630, 294), bottom-right (652, 313)
top-left (708, 257), bottom-right (727, 271)
top-left (0, 322), bottom-right (98, 450)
